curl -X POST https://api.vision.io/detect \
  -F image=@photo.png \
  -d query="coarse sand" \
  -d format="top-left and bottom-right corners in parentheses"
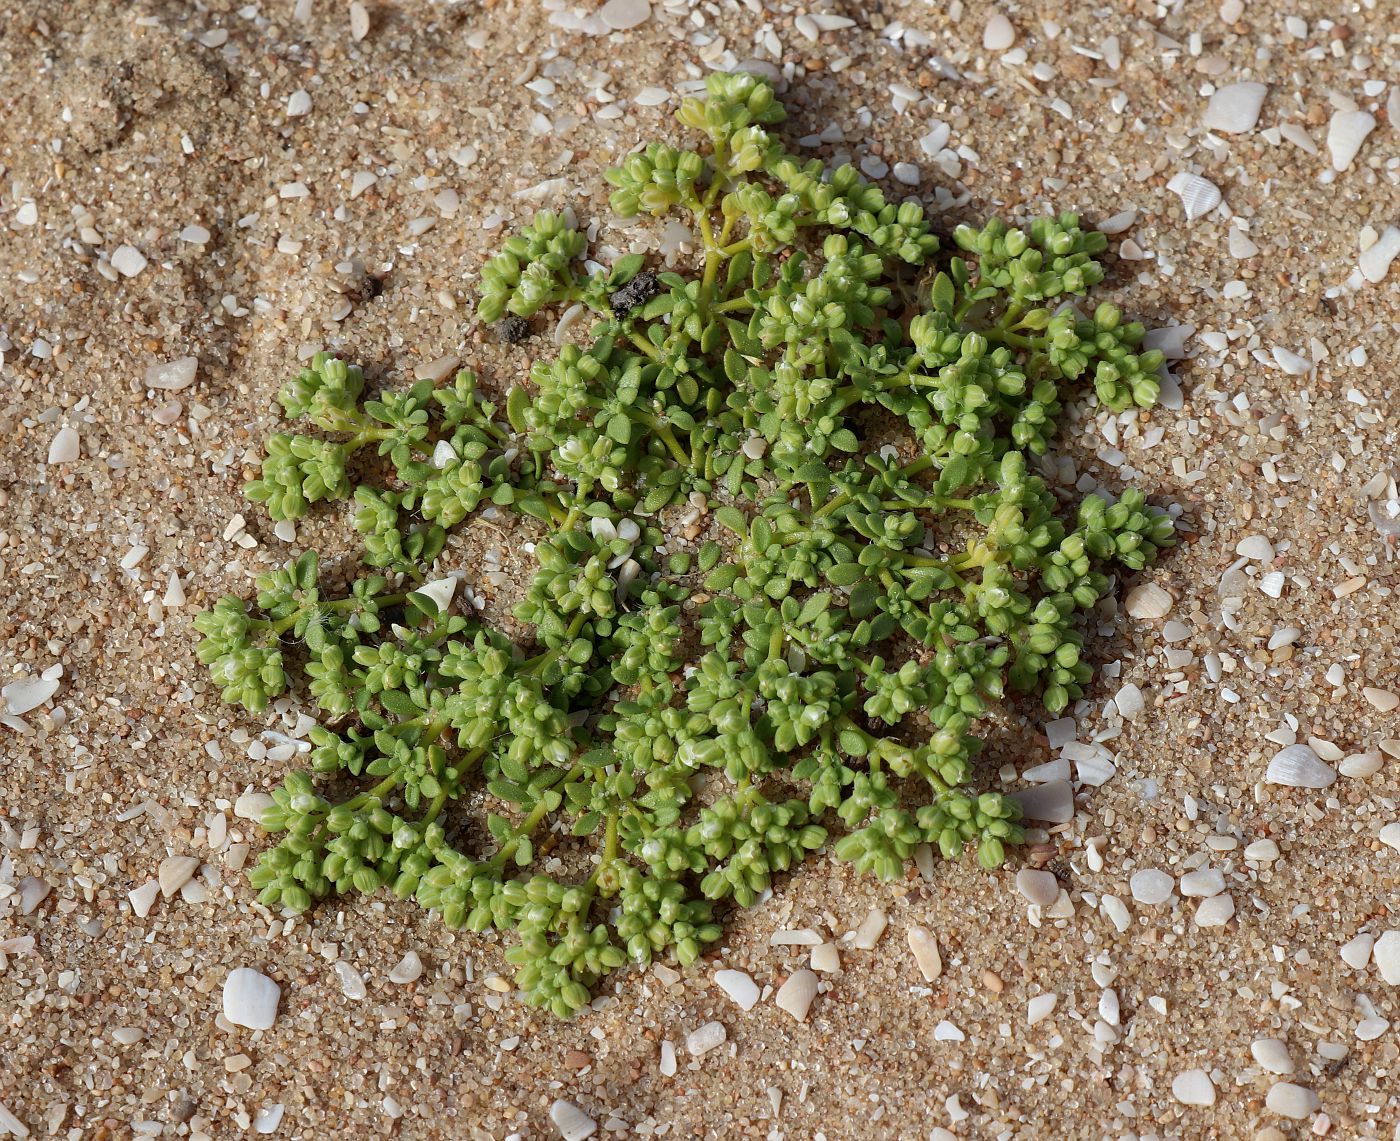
top-left (1, 1), bottom-right (1399, 1139)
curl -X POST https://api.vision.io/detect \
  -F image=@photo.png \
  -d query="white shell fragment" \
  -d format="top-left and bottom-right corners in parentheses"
top-left (158, 855), bottom-right (200, 898)
top-left (145, 356), bottom-right (198, 390)
top-left (1339, 932), bottom-right (1373, 970)
top-left (349, 1), bottom-right (370, 41)
top-left (2, 676), bottom-right (60, 715)
top-left (549, 1099), bottom-right (598, 1141)
top-left (1166, 172), bottom-right (1222, 221)
top-left (1327, 110), bottom-right (1375, 171)
top-left (110, 244), bottom-right (149, 277)
top-left (388, 951), bottom-right (423, 984)
top-left (1027, 992), bottom-right (1058, 1026)
top-left (414, 577), bottom-right (457, 613)
top-left (686, 1020), bottom-right (726, 1055)
top-left (1171, 1068), bottom-right (1217, 1107)
top-left (1125, 582), bottom-right (1173, 620)
top-left (222, 967), bottom-right (281, 1029)
top-left (128, 880), bottom-right (160, 919)
top-left (1265, 743), bottom-right (1336, 789)
top-left (1194, 894), bottom-right (1235, 927)
top-left (1360, 225), bottom-right (1400, 284)
top-left (47, 426), bottom-right (80, 465)
top-left (1178, 867), bottom-right (1225, 898)
top-left (333, 961), bottom-right (367, 999)
top-left (287, 89), bottom-right (313, 117)
top-left (850, 907), bottom-right (888, 950)
top-left (906, 926), bottom-right (942, 982)
top-left (714, 968), bottom-right (760, 1012)
top-left (1202, 82), bottom-right (1267, 134)
top-left (774, 969), bottom-right (818, 1022)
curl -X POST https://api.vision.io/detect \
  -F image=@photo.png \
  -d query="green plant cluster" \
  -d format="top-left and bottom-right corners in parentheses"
top-left (196, 74), bottom-right (1174, 1016)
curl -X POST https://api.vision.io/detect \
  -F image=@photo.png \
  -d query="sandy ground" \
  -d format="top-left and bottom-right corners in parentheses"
top-left (2, 1), bottom-right (1399, 1138)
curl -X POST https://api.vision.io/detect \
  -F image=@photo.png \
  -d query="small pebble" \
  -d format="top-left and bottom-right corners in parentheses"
top-left (1266, 744), bottom-right (1336, 789)
top-left (110, 244), bottom-right (149, 277)
top-left (810, 943), bottom-right (840, 973)
top-left (1374, 930), bottom-right (1400, 984)
top-left (1016, 868), bottom-right (1059, 907)
top-left (1251, 1038), bottom-right (1295, 1075)
top-left (1202, 82), bottom-right (1267, 134)
top-left (983, 11), bottom-right (1015, 50)
top-left (686, 1020), bottom-right (726, 1056)
top-left (1194, 894), bottom-right (1235, 927)
top-left (1171, 1068), bottom-right (1217, 1107)
top-left (850, 908), bottom-right (887, 950)
top-left (287, 90), bottom-right (313, 117)
top-left (906, 926), bottom-right (942, 982)
top-left (1179, 867), bottom-right (1225, 898)
top-left (600, 0), bottom-right (651, 31)
top-left (158, 855), bottom-right (200, 898)
top-left (128, 880), bottom-right (159, 919)
top-left (1130, 868), bottom-right (1175, 905)
top-left (1265, 1082), bottom-right (1320, 1120)
top-left (1340, 932), bottom-right (1374, 970)
top-left (146, 357), bottom-right (198, 391)
top-left (222, 967), bottom-right (281, 1030)
top-left (1244, 839), bottom-right (1280, 861)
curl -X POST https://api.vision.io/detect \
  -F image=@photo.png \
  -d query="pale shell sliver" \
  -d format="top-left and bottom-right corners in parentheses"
top-left (1265, 743), bottom-right (1335, 789)
top-left (1166, 172), bottom-right (1222, 222)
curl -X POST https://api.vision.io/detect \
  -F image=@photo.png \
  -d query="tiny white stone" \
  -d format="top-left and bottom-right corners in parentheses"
top-left (1266, 743), bottom-right (1335, 789)
top-left (333, 961), bottom-right (367, 1000)
top-left (388, 950), bottom-right (423, 984)
top-left (1075, 755), bottom-right (1117, 787)
top-left (1179, 867), bottom-right (1225, 898)
top-left (1016, 868), bottom-right (1059, 907)
top-left (1265, 1082), bottom-right (1320, 1120)
top-left (1130, 868), bottom-right (1174, 905)
top-left (983, 11), bottom-right (1015, 50)
top-left (1124, 582), bottom-right (1173, 620)
top-left (549, 1099), bottom-right (597, 1141)
top-left (600, 0), bottom-right (651, 31)
top-left (774, 969), bottom-right (818, 1022)
top-left (222, 967), bottom-right (281, 1029)
top-left (287, 89), bottom-right (313, 117)
top-left (1374, 930), bottom-right (1400, 984)
top-left (1100, 894), bottom-right (1131, 933)
top-left (1194, 894), bottom-right (1235, 928)
top-left (179, 224), bottom-right (211, 244)
top-left (15, 200), bottom-right (38, 226)
top-left (1327, 110), bottom-right (1375, 171)
top-left (1363, 687), bottom-right (1400, 712)
top-left (47, 426), bottom-right (80, 464)
top-left (253, 1103), bottom-right (285, 1135)
top-left (1357, 1017), bottom-right (1390, 1041)
top-left (128, 880), bottom-right (160, 919)
top-left (659, 1039), bottom-right (677, 1076)
top-left (1202, 82), bottom-right (1267, 134)
top-left (110, 244), bottom-right (149, 277)
top-left (1022, 758), bottom-right (1071, 783)
top-left (933, 1019), bottom-right (964, 1042)
top-left (1379, 823), bottom-right (1400, 852)
top-left (1360, 225), bottom-right (1400, 283)
top-left (1271, 345), bottom-right (1311, 375)
top-left (1171, 1068), bottom-right (1216, 1107)
top-left (1339, 932), bottom-right (1374, 970)
top-left (686, 1020), bottom-right (727, 1055)
top-left (350, 171), bottom-right (378, 199)
top-left (1251, 1038), bottom-right (1295, 1075)
top-left (415, 577), bottom-right (457, 613)
top-left (810, 943), bottom-right (840, 972)
top-left (1027, 992), bottom-right (1057, 1026)
top-left (1244, 839), bottom-right (1280, 862)
top-left (146, 356), bottom-right (198, 391)
top-left (158, 855), bottom-right (200, 898)
top-left (1166, 172), bottom-right (1222, 221)
top-left (714, 968), bottom-right (760, 1011)
top-left (906, 926), bottom-right (942, 982)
